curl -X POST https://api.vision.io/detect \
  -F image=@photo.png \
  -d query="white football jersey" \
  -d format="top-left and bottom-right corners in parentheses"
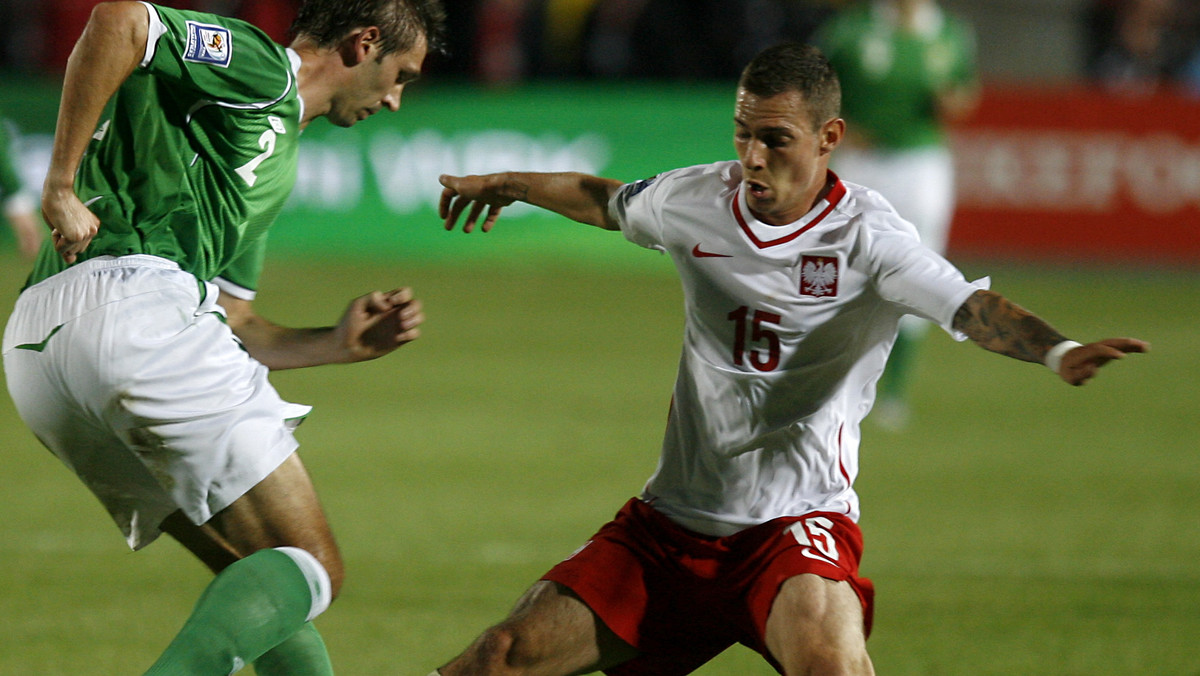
top-left (611, 161), bottom-right (988, 536)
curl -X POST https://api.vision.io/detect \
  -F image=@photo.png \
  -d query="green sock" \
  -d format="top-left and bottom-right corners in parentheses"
top-left (253, 622), bottom-right (334, 676)
top-left (878, 329), bottom-right (919, 401)
top-left (143, 549), bottom-right (318, 675)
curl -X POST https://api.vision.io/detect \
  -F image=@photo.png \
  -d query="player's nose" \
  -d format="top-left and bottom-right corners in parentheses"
top-left (742, 141), bottom-right (767, 169)
top-left (382, 85), bottom-right (403, 112)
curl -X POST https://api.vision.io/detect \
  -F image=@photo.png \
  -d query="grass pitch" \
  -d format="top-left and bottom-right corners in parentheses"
top-left (0, 249), bottom-right (1196, 675)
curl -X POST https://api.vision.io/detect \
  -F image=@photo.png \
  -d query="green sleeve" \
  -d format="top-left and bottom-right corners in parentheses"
top-left (0, 119), bottom-right (24, 200)
top-left (215, 234), bottom-right (269, 297)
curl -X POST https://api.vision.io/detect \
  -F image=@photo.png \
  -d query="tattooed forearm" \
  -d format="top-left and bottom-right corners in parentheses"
top-left (952, 290), bottom-right (1068, 364)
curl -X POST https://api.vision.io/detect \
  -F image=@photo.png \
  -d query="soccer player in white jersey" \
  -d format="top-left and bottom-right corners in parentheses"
top-left (2, 1), bottom-right (444, 673)
top-left (432, 42), bottom-right (1147, 675)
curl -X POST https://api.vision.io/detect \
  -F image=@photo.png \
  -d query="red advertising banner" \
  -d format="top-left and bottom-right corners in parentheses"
top-left (949, 86), bottom-right (1200, 265)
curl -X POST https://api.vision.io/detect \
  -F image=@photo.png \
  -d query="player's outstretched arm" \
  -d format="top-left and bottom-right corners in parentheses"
top-left (219, 289), bottom-right (424, 370)
top-left (439, 172), bottom-right (623, 233)
top-left (952, 289), bottom-right (1148, 386)
top-left (43, 2), bottom-right (149, 263)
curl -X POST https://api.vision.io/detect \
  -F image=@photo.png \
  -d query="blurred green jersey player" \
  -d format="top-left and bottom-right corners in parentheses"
top-left (817, 0), bottom-right (979, 428)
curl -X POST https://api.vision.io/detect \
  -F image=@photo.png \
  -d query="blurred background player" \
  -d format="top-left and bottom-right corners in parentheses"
top-left (3, 1), bottom-right (443, 674)
top-left (816, 0), bottom-right (980, 428)
top-left (0, 116), bottom-right (43, 259)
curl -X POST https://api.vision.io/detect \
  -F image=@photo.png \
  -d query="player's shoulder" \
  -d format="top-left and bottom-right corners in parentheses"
top-left (655, 160), bottom-right (739, 184)
top-left (935, 5), bottom-right (976, 40)
top-left (835, 178), bottom-right (920, 238)
top-left (147, 2), bottom-right (268, 36)
top-left (619, 160), bottom-right (739, 200)
top-left (814, 3), bottom-right (874, 40)
top-left (146, 3), bottom-right (289, 74)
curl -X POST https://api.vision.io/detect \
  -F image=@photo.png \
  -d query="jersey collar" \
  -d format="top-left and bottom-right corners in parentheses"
top-left (287, 48), bottom-right (305, 125)
top-left (732, 171), bottom-right (847, 249)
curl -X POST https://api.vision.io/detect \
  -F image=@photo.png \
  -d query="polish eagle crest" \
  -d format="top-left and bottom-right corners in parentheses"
top-left (800, 255), bottom-right (839, 297)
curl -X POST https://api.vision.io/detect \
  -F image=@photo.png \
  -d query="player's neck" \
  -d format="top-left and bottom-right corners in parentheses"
top-left (290, 41), bottom-right (338, 129)
top-left (812, 171), bottom-right (837, 208)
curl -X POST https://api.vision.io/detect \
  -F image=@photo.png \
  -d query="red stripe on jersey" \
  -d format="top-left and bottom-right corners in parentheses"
top-left (836, 423), bottom-right (853, 514)
top-left (837, 424), bottom-right (851, 487)
top-left (732, 174), bottom-right (847, 249)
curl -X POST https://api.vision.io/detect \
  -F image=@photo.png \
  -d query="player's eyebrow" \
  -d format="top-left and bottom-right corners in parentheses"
top-left (397, 69), bottom-right (421, 85)
top-left (734, 119), bottom-right (796, 137)
top-left (758, 126), bottom-right (794, 136)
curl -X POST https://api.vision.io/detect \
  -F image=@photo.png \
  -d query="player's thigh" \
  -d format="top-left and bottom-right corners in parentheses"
top-left (763, 574), bottom-right (872, 676)
top-left (492, 580), bottom-right (637, 674)
top-left (164, 453), bottom-right (343, 591)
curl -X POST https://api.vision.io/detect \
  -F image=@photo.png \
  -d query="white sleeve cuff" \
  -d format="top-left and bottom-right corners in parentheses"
top-left (212, 276), bottom-right (257, 301)
top-left (1045, 340), bottom-right (1082, 374)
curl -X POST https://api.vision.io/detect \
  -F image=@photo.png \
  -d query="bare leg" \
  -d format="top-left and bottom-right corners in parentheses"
top-left (439, 581), bottom-right (638, 676)
top-left (763, 574), bottom-right (874, 676)
top-left (160, 452), bottom-right (343, 595)
top-left (148, 453), bottom-right (341, 675)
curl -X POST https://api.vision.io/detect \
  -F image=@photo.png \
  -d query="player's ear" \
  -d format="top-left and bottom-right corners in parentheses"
top-left (339, 26), bottom-right (383, 66)
top-left (818, 117), bottom-right (845, 156)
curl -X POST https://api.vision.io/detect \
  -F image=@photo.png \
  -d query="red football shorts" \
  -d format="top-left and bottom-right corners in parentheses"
top-left (543, 497), bottom-right (874, 675)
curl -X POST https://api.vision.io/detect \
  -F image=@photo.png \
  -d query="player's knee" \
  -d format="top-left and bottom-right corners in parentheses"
top-left (474, 624), bottom-right (548, 674)
top-left (481, 626), bottom-right (519, 667)
top-left (784, 645), bottom-right (873, 676)
top-left (318, 549), bottom-right (345, 601)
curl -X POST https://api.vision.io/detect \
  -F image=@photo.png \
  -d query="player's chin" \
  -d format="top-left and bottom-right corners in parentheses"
top-left (745, 193), bottom-right (774, 213)
top-left (329, 112), bottom-right (362, 128)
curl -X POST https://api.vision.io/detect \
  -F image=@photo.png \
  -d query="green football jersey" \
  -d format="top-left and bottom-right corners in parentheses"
top-left (0, 118), bottom-right (24, 202)
top-left (816, 2), bottom-right (977, 150)
top-left (27, 2), bottom-right (302, 292)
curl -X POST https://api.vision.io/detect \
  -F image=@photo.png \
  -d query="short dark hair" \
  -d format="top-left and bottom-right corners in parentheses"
top-left (291, 0), bottom-right (447, 57)
top-left (738, 42), bottom-right (841, 129)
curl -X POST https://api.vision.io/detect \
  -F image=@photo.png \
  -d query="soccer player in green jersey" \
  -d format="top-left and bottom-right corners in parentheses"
top-left (0, 116), bottom-right (43, 259)
top-left (816, 0), bottom-right (980, 428)
top-left (3, 1), bottom-right (445, 674)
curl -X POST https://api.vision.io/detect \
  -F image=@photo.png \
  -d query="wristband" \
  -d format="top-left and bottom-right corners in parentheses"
top-left (1045, 340), bottom-right (1082, 374)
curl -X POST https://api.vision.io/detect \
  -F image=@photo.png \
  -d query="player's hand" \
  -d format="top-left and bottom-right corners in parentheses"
top-left (41, 189), bottom-right (99, 264)
top-left (334, 287), bottom-right (424, 362)
top-left (439, 173), bottom-right (515, 233)
top-left (1057, 338), bottom-right (1149, 386)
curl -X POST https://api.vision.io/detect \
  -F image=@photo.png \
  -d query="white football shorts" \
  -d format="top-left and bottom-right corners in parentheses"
top-left (3, 255), bottom-right (311, 549)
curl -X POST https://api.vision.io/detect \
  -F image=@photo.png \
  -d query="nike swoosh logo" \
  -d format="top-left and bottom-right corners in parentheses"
top-left (692, 243), bottom-right (732, 258)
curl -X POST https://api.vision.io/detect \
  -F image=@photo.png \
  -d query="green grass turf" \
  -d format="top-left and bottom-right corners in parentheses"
top-left (0, 250), bottom-right (1196, 674)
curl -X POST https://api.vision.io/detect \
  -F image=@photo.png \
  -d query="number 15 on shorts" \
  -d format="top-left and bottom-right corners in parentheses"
top-left (788, 517), bottom-right (840, 564)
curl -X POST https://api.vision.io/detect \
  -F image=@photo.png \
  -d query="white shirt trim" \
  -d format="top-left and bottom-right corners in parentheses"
top-left (139, 2), bottom-right (168, 68)
top-left (213, 276), bottom-right (257, 301)
top-left (287, 48), bottom-right (305, 124)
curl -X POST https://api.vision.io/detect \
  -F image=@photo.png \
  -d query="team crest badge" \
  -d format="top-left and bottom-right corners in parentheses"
top-left (800, 255), bottom-right (839, 298)
top-left (184, 21), bottom-right (232, 67)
